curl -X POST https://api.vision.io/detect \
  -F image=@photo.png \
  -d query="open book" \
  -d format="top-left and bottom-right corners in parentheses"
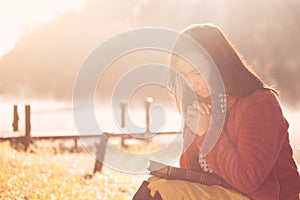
top-left (148, 160), bottom-right (232, 189)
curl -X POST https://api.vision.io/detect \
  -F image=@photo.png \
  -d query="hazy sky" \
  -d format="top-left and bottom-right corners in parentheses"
top-left (0, 0), bottom-right (299, 106)
top-left (0, 0), bottom-right (87, 57)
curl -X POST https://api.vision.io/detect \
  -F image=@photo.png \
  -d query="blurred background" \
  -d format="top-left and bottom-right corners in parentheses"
top-left (0, 0), bottom-right (299, 147)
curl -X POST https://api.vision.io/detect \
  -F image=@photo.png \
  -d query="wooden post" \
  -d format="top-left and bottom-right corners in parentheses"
top-left (93, 134), bottom-right (108, 173)
top-left (120, 102), bottom-right (127, 148)
top-left (120, 102), bottom-right (126, 129)
top-left (12, 105), bottom-right (19, 132)
top-left (145, 97), bottom-right (153, 143)
top-left (145, 97), bottom-right (153, 133)
top-left (145, 101), bottom-right (150, 133)
top-left (74, 138), bottom-right (78, 153)
top-left (24, 105), bottom-right (31, 151)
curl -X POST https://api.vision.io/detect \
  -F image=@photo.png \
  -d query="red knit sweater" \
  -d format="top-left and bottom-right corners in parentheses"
top-left (180, 89), bottom-right (300, 199)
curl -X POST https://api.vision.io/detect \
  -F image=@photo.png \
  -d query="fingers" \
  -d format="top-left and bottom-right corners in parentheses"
top-left (190, 102), bottom-right (211, 115)
top-left (186, 105), bottom-right (199, 116)
top-left (201, 103), bottom-right (211, 115)
top-left (185, 101), bottom-right (211, 136)
top-left (187, 103), bottom-right (211, 115)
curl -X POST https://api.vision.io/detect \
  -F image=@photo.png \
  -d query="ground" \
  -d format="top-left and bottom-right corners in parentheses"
top-left (0, 142), bottom-right (147, 200)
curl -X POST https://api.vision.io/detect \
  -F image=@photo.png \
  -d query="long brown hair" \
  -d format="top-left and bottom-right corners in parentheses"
top-left (169, 24), bottom-right (276, 100)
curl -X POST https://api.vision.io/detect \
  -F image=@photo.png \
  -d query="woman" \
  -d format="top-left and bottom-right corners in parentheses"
top-left (133, 24), bottom-right (300, 200)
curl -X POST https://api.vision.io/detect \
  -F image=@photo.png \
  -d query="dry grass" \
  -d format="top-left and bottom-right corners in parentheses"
top-left (0, 142), bottom-right (147, 200)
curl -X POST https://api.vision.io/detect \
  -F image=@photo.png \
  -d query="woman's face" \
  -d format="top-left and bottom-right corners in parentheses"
top-left (175, 57), bottom-right (210, 98)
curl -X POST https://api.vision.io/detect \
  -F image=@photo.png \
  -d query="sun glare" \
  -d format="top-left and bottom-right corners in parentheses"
top-left (0, 0), bottom-right (87, 57)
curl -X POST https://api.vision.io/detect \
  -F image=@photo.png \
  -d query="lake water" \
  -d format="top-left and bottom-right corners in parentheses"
top-left (0, 100), bottom-right (182, 136)
top-left (0, 100), bottom-right (299, 147)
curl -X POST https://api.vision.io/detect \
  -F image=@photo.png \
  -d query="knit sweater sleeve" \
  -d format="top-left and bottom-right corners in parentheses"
top-left (203, 90), bottom-right (287, 193)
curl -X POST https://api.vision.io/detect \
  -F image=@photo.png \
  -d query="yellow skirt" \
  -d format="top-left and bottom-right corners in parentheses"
top-left (147, 176), bottom-right (249, 200)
